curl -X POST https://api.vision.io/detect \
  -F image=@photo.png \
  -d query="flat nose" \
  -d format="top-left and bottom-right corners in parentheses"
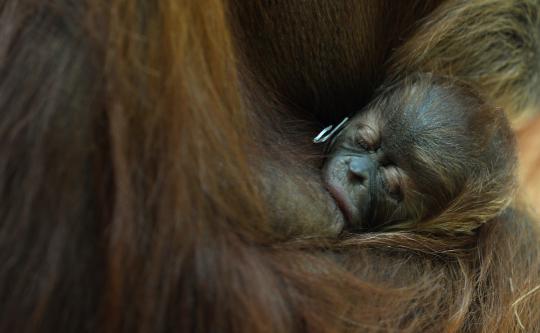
top-left (348, 156), bottom-right (372, 183)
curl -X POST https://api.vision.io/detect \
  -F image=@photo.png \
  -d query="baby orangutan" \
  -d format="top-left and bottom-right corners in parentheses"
top-left (323, 75), bottom-right (517, 234)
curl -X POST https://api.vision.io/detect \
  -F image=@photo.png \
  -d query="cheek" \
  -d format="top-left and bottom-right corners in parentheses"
top-left (323, 156), bottom-right (346, 185)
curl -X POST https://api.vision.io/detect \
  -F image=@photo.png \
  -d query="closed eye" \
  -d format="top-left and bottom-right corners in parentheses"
top-left (354, 133), bottom-right (371, 150)
top-left (381, 165), bottom-right (404, 202)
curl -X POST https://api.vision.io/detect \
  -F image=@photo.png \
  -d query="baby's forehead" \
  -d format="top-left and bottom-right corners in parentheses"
top-left (350, 82), bottom-right (472, 137)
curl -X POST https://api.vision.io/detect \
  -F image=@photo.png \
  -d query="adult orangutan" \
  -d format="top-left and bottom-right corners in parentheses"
top-left (0, 0), bottom-right (538, 332)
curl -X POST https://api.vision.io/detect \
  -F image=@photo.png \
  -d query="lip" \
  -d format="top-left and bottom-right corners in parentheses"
top-left (324, 179), bottom-right (356, 227)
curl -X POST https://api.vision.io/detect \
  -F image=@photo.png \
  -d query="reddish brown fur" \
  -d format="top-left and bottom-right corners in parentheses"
top-left (0, 1), bottom-right (539, 332)
top-left (389, 0), bottom-right (540, 119)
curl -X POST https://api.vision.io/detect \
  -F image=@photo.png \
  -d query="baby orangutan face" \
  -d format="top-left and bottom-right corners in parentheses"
top-left (323, 76), bottom-right (515, 232)
top-left (323, 108), bottom-right (412, 231)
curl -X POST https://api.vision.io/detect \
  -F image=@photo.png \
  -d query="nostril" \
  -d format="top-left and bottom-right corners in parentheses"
top-left (348, 158), bottom-right (369, 183)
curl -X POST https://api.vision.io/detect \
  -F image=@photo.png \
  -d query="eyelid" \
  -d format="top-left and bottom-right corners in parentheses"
top-left (355, 125), bottom-right (381, 151)
top-left (381, 166), bottom-right (404, 201)
top-left (353, 133), bottom-right (371, 150)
